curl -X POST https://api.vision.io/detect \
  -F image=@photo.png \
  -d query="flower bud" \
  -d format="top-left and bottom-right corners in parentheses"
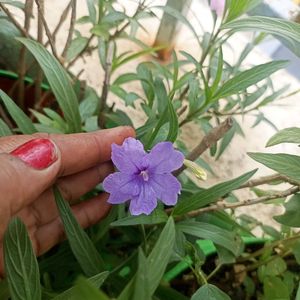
top-left (183, 159), bottom-right (207, 181)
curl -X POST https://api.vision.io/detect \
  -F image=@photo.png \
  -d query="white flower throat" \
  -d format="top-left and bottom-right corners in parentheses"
top-left (140, 170), bottom-right (149, 181)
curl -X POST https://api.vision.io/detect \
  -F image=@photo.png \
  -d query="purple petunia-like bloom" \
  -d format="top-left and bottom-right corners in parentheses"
top-left (103, 137), bottom-right (184, 216)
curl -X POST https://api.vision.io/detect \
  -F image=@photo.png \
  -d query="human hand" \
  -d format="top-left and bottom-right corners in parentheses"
top-left (0, 126), bottom-right (134, 276)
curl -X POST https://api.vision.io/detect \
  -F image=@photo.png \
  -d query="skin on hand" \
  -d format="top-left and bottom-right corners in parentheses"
top-left (0, 126), bottom-right (135, 277)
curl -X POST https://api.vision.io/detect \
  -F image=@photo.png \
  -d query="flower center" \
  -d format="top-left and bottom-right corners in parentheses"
top-left (140, 170), bottom-right (149, 181)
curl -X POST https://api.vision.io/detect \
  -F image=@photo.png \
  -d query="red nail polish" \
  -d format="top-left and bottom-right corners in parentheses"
top-left (10, 139), bottom-right (58, 169)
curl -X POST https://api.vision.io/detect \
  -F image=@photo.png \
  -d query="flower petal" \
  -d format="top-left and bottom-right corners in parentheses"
top-left (147, 142), bottom-right (184, 174)
top-left (107, 192), bottom-right (130, 204)
top-left (210, 0), bottom-right (225, 16)
top-left (111, 137), bottom-right (146, 173)
top-left (150, 173), bottom-right (181, 206)
top-left (103, 172), bottom-right (140, 197)
top-left (129, 183), bottom-right (157, 215)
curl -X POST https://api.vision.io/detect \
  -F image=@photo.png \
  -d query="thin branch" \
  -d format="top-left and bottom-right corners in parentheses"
top-left (45, 0), bottom-right (72, 47)
top-left (238, 173), bottom-right (300, 190)
top-left (0, 3), bottom-right (29, 37)
top-left (98, 41), bottom-right (114, 128)
top-left (34, 0), bottom-right (60, 61)
top-left (238, 174), bottom-right (283, 189)
top-left (182, 186), bottom-right (299, 217)
top-left (174, 117), bottom-right (233, 176)
top-left (17, 0), bottom-right (33, 110)
top-left (34, 0), bottom-right (44, 107)
top-left (61, 0), bottom-right (76, 59)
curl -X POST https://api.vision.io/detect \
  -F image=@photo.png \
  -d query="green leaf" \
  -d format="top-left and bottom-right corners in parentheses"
top-left (0, 118), bottom-right (12, 136)
top-left (263, 276), bottom-right (289, 300)
top-left (117, 218), bottom-right (175, 300)
top-left (66, 37), bottom-right (88, 61)
top-left (248, 152), bottom-right (300, 182)
top-left (223, 16), bottom-right (300, 57)
top-left (226, 0), bottom-right (261, 23)
top-left (191, 284), bottom-right (231, 300)
top-left (132, 249), bottom-right (151, 300)
top-left (147, 217), bottom-right (175, 294)
top-left (70, 277), bottom-right (109, 300)
top-left (53, 271), bottom-right (109, 300)
top-left (266, 127), bottom-right (300, 147)
top-left (147, 78), bottom-right (178, 147)
top-left (111, 209), bottom-right (168, 227)
top-left (177, 221), bottom-right (241, 255)
top-left (53, 186), bottom-right (105, 276)
top-left (113, 73), bottom-right (139, 85)
top-left (0, 0), bottom-right (24, 9)
top-left (264, 257), bottom-right (287, 276)
top-left (17, 38), bottom-right (81, 132)
top-left (274, 194), bottom-right (300, 227)
top-left (174, 169), bottom-right (257, 215)
top-left (3, 217), bottom-right (41, 300)
top-left (0, 90), bottom-right (36, 134)
top-left (86, 0), bottom-right (97, 24)
top-left (213, 61), bottom-right (288, 100)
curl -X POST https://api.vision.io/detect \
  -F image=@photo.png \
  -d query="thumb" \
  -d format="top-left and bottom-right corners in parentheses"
top-left (0, 138), bottom-right (60, 217)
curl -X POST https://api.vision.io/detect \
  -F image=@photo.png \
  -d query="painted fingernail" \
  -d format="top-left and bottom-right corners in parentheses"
top-left (10, 138), bottom-right (58, 169)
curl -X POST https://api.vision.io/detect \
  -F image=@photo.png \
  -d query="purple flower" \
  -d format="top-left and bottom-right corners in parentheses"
top-left (210, 0), bottom-right (225, 16)
top-left (103, 137), bottom-right (184, 215)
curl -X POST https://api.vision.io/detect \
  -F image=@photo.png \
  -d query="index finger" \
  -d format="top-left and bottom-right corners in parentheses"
top-left (0, 126), bottom-right (135, 176)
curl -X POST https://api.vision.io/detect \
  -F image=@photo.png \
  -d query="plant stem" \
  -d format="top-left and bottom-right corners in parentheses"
top-left (183, 186), bottom-right (299, 216)
top-left (207, 263), bottom-right (222, 281)
top-left (0, 3), bottom-right (29, 37)
top-left (17, 0), bottom-right (33, 110)
top-left (46, 0), bottom-right (72, 47)
top-left (174, 117), bottom-right (233, 176)
top-left (34, 0), bottom-right (60, 62)
top-left (34, 0), bottom-right (44, 107)
top-left (98, 41), bottom-right (114, 128)
top-left (61, 0), bottom-right (77, 59)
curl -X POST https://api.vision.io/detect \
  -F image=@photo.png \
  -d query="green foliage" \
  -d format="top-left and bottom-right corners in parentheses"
top-left (4, 218), bottom-right (41, 300)
top-left (0, 90), bottom-right (37, 134)
top-left (191, 284), bottom-right (231, 300)
top-left (1, 1), bottom-right (300, 299)
top-left (223, 16), bottom-right (300, 57)
top-left (17, 38), bottom-right (81, 133)
top-left (53, 186), bottom-right (106, 276)
top-left (267, 127), bottom-right (300, 147)
top-left (248, 153), bottom-right (300, 182)
top-left (274, 194), bottom-right (300, 227)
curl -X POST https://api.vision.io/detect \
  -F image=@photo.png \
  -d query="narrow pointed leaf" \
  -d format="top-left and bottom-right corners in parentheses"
top-left (53, 186), bottom-right (105, 276)
top-left (249, 152), bottom-right (300, 182)
top-left (0, 90), bottom-right (36, 134)
top-left (3, 218), bottom-right (41, 300)
top-left (17, 38), bottom-right (81, 132)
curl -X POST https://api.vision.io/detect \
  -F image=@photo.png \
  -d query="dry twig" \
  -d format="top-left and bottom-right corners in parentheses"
top-left (184, 186), bottom-right (299, 217)
top-left (34, 0), bottom-right (60, 61)
top-left (46, 0), bottom-right (72, 47)
top-left (34, 0), bottom-right (44, 106)
top-left (174, 117), bottom-right (233, 176)
top-left (0, 3), bottom-right (29, 37)
top-left (17, 0), bottom-right (33, 110)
